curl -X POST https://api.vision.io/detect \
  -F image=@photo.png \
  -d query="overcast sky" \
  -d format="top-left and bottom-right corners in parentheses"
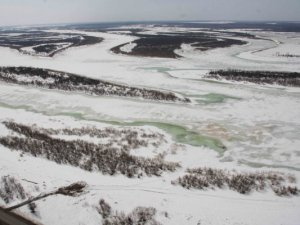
top-left (0, 0), bottom-right (300, 26)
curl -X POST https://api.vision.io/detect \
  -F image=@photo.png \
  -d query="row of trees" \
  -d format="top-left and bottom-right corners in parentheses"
top-left (172, 167), bottom-right (299, 196)
top-left (1, 121), bottom-right (180, 178)
top-left (0, 66), bottom-right (190, 102)
top-left (208, 69), bottom-right (300, 87)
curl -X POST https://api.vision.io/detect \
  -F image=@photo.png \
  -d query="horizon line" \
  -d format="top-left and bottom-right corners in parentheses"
top-left (1, 19), bottom-right (300, 28)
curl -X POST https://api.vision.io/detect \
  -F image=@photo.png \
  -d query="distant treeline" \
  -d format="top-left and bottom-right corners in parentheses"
top-left (207, 69), bottom-right (300, 87)
top-left (112, 33), bottom-right (246, 59)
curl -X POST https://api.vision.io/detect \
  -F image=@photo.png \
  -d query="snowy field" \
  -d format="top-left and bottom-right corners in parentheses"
top-left (0, 24), bottom-right (300, 225)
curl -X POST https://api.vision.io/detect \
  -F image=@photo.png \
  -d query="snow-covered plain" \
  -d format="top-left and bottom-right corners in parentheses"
top-left (0, 25), bottom-right (300, 225)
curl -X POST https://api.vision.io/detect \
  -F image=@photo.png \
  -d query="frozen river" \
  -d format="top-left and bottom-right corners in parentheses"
top-left (0, 24), bottom-right (300, 225)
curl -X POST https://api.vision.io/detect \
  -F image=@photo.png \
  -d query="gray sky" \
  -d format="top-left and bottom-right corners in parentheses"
top-left (0, 0), bottom-right (300, 26)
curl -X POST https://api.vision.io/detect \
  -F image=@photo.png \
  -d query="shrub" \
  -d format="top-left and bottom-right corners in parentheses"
top-left (28, 202), bottom-right (37, 214)
top-left (97, 199), bottom-right (112, 219)
top-left (173, 167), bottom-right (299, 196)
top-left (0, 175), bottom-right (40, 214)
top-left (57, 182), bottom-right (87, 197)
top-left (97, 199), bottom-right (161, 225)
top-left (0, 176), bottom-right (27, 204)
